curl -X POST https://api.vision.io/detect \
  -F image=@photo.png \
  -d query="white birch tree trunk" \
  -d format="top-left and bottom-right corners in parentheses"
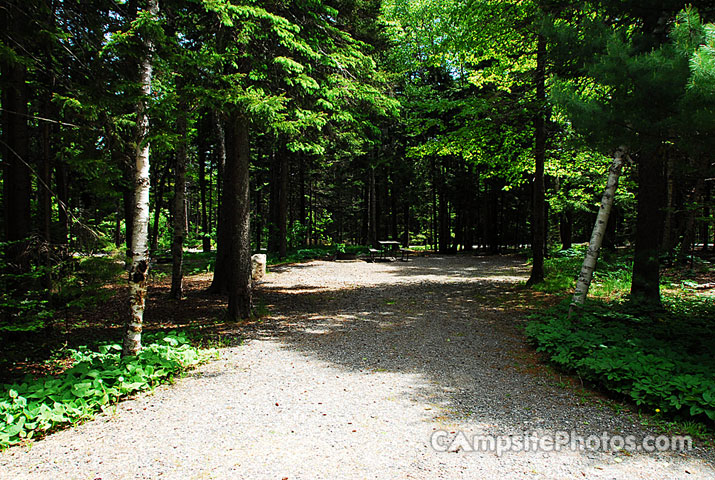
top-left (569, 148), bottom-right (628, 314)
top-left (123, 0), bottom-right (158, 357)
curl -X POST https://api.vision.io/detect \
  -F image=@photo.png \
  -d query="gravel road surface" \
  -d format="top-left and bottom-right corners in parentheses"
top-left (2, 255), bottom-right (713, 479)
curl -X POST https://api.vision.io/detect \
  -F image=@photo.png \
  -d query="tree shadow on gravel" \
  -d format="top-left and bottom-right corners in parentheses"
top-left (248, 256), bottom-right (715, 463)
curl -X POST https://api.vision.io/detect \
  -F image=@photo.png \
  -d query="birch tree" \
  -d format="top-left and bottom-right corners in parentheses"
top-left (123, 0), bottom-right (159, 357)
top-left (570, 148), bottom-right (628, 313)
top-left (550, 4), bottom-right (715, 308)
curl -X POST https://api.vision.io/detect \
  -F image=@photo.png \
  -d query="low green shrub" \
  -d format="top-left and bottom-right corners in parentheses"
top-left (0, 332), bottom-right (214, 448)
top-left (535, 247), bottom-right (633, 297)
top-left (535, 256), bottom-right (581, 293)
top-left (526, 300), bottom-right (715, 423)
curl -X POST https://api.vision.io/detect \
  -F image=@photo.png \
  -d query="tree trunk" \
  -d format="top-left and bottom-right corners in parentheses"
top-left (487, 179), bottom-right (500, 254)
top-left (208, 112), bottom-right (230, 293)
top-left (115, 200), bottom-right (122, 247)
top-left (254, 169), bottom-right (264, 250)
top-left (123, 0), bottom-right (158, 357)
top-left (543, 182), bottom-right (550, 257)
top-left (438, 179), bottom-right (449, 254)
top-left (198, 114), bottom-right (211, 252)
top-left (268, 151), bottom-right (280, 253)
top-left (170, 98), bottom-right (188, 299)
top-left (225, 111), bottom-right (252, 320)
top-left (377, 171), bottom-right (386, 241)
top-left (560, 210), bottom-right (573, 250)
top-left (150, 163), bottom-right (167, 255)
top-left (570, 149), bottom-right (628, 311)
top-left (288, 161), bottom-right (295, 248)
top-left (390, 176), bottom-right (398, 241)
top-left (208, 152), bottom-right (213, 239)
top-left (308, 176), bottom-right (315, 245)
top-left (299, 156), bottom-right (307, 246)
top-left (678, 157), bottom-right (708, 262)
top-left (630, 151), bottom-right (666, 307)
top-left (463, 167), bottom-right (476, 252)
top-left (431, 159), bottom-right (437, 250)
top-left (360, 181), bottom-right (368, 245)
top-left (39, 98), bottom-right (54, 292)
top-left (39, 109), bottom-right (53, 247)
top-left (661, 154), bottom-right (674, 258)
top-left (55, 159), bottom-right (69, 247)
top-left (1, 11), bottom-right (32, 260)
top-left (452, 204), bottom-right (462, 252)
top-left (336, 169), bottom-right (343, 243)
top-left (38, 0), bottom-right (56, 277)
top-left (402, 201), bottom-right (410, 247)
top-left (527, 34), bottom-right (548, 286)
top-left (369, 167), bottom-right (377, 247)
top-left (702, 182), bottom-right (711, 252)
top-left (278, 150), bottom-right (288, 258)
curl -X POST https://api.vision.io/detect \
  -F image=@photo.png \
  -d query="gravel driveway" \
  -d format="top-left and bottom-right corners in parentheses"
top-left (1, 255), bottom-right (714, 479)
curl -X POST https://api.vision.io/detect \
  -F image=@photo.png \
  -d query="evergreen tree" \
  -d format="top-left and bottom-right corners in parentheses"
top-left (549, 3), bottom-right (715, 307)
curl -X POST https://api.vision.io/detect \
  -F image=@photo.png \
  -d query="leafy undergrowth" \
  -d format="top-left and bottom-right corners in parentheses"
top-left (526, 300), bottom-right (715, 425)
top-left (536, 245), bottom-right (714, 302)
top-left (534, 246), bottom-right (634, 299)
top-left (0, 331), bottom-right (215, 449)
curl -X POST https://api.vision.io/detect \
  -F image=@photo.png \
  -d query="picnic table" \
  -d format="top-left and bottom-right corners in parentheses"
top-left (378, 240), bottom-right (401, 256)
top-left (368, 240), bottom-right (412, 262)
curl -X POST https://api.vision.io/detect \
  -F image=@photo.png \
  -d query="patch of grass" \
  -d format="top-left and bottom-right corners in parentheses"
top-left (534, 257), bottom-right (581, 293)
top-left (673, 420), bottom-right (712, 442)
top-left (589, 267), bottom-right (632, 301)
top-left (534, 247), bottom-right (633, 299)
top-left (531, 246), bottom-right (586, 293)
top-left (0, 331), bottom-right (214, 449)
top-left (537, 246), bottom-right (712, 302)
top-left (150, 251), bottom-right (216, 277)
top-left (183, 251), bottom-right (216, 275)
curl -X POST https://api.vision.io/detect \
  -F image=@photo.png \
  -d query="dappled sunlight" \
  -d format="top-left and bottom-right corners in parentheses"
top-left (262, 256), bottom-right (531, 297)
top-left (246, 256), bottom-right (715, 472)
top-left (382, 256), bottom-right (530, 284)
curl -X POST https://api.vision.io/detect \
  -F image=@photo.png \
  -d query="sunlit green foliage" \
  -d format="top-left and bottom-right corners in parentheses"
top-left (0, 332), bottom-right (213, 448)
top-left (527, 299), bottom-right (715, 423)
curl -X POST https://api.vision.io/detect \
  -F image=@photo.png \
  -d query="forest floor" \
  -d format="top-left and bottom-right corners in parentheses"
top-left (1, 254), bottom-right (714, 479)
